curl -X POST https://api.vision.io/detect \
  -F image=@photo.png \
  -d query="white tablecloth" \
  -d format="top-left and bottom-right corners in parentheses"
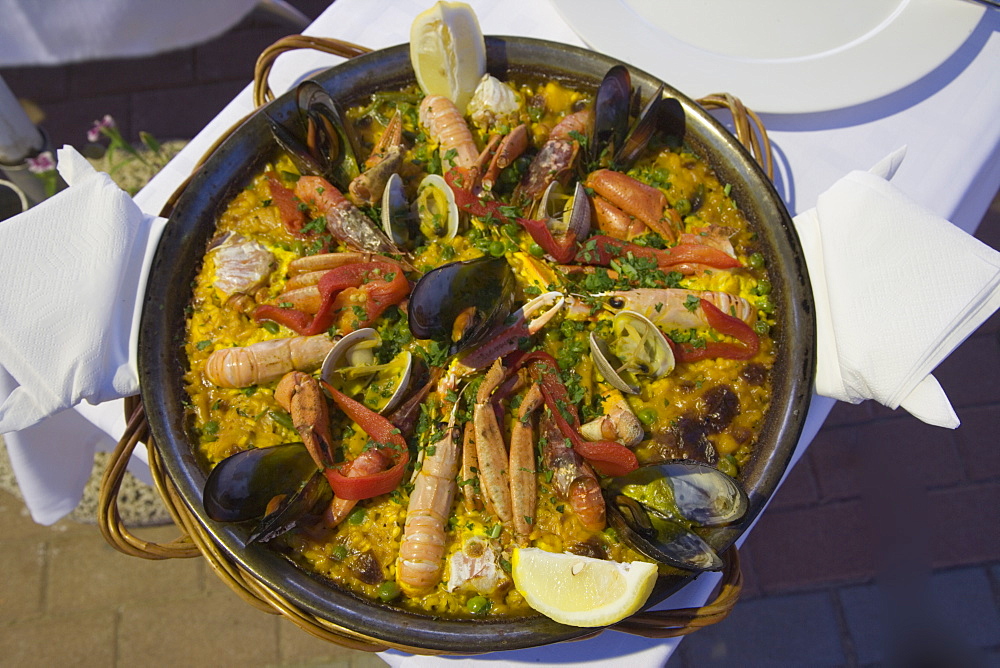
top-left (0, 0), bottom-right (261, 65)
top-left (5, 0), bottom-right (1000, 665)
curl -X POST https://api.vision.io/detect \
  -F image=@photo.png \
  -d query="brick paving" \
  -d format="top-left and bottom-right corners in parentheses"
top-left (2, 2), bottom-right (1000, 666)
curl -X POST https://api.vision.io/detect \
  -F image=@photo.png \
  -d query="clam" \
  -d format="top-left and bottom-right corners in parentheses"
top-left (266, 80), bottom-right (361, 191)
top-left (414, 173), bottom-right (460, 241)
top-left (589, 67), bottom-right (686, 171)
top-left (590, 310), bottom-right (675, 395)
top-left (202, 442), bottom-right (330, 543)
top-left (319, 328), bottom-right (416, 415)
top-left (535, 180), bottom-right (591, 242)
top-left (381, 173), bottom-right (417, 250)
top-left (605, 460), bottom-right (748, 571)
top-left (408, 257), bottom-right (516, 354)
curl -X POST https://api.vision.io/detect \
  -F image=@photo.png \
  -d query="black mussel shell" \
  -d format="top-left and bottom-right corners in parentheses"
top-left (614, 86), bottom-right (685, 171)
top-left (609, 460), bottom-right (749, 527)
top-left (407, 257), bottom-right (516, 354)
top-left (247, 469), bottom-right (331, 544)
top-left (607, 493), bottom-right (724, 572)
top-left (604, 460), bottom-right (748, 572)
top-left (266, 80), bottom-right (361, 190)
top-left (203, 442), bottom-right (320, 523)
top-left (590, 65), bottom-right (633, 165)
top-left (607, 494), bottom-right (723, 571)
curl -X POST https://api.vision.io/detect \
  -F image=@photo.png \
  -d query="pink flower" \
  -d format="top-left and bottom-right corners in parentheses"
top-left (87, 114), bottom-right (116, 143)
top-left (26, 151), bottom-right (56, 174)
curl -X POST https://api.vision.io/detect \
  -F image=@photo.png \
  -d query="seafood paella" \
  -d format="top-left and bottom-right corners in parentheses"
top-left (181, 46), bottom-right (776, 623)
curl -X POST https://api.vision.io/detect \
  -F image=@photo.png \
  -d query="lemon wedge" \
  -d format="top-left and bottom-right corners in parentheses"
top-left (410, 1), bottom-right (486, 111)
top-left (511, 548), bottom-right (658, 627)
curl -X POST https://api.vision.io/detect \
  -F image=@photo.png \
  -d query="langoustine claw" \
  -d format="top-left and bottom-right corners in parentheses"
top-left (295, 175), bottom-right (400, 254)
top-left (274, 371), bottom-right (333, 476)
top-left (541, 411), bottom-right (606, 532)
top-left (349, 111), bottom-right (405, 206)
top-left (515, 109), bottom-right (590, 203)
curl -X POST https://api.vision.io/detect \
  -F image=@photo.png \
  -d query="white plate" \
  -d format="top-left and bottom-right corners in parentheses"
top-left (550, 0), bottom-right (985, 113)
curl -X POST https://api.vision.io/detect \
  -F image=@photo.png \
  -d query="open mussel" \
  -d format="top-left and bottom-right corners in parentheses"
top-left (319, 327), bottom-right (420, 415)
top-left (590, 310), bottom-right (675, 395)
top-left (605, 460), bottom-right (748, 571)
top-left (589, 67), bottom-right (686, 171)
top-left (203, 442), bottom-right (330, 543)
top-left (408, 256), bottom-right (516, 354)
top-left (267, 80), bottom-right (361, 190)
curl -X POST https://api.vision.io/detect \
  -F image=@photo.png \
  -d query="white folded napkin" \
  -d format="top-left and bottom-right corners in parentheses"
top-left (793, 148), bottom-right (1000, 428)
top-left (0, 146), bottom-right (166, 434)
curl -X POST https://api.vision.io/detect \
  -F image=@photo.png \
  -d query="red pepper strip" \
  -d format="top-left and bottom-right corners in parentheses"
top-left (266, 172), bottom-right (306, 233)
top-left (675, 298), bottom-right (760, 363)
top-left (509, 351), bottom-right (638, 477)
top-left (254, 261), bottom-right (409, 335)
top-left (575, 235), bottom-right (741, 271)
top-left (443, 169), bottom-right (579, 263)
top-left (320, 381), bottom-right (409, 500)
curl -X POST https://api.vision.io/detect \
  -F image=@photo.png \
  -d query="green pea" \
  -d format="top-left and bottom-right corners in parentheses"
top-left (467, 596), bottom-right (491, 614)
top-left (717, 455), bottom-right (738, 478)
top-left (756, 295), bottom-right (774, 314)
top-left (488, 240), bottom-right (506, 257)
top-left (347, 507), bottom-right (366, 525)
top-left (502, 223), bottom-right (521, 238)
top-left (528, 243), bottom-right (545, 257)
top-left (753, 320), bottom-right (770, 336)
top-left (755, 279), bottom-right (772, 296)
top-left (673, 198), bottom-right (692, 217)
top-left (637, 408), bottom-right (657, 426)
top-left (748, 252), bottom-right (765, 269)
top-left (331, 544), bottom-right (347, 561)
top-left (378, 580), bottom-right (401, 602)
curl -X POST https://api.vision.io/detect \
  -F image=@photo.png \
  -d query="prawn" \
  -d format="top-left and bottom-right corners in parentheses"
top-left (204, 334), bottom-right (334, 388)
top-left (419, 95), bottom-right (479, 172)
top-left (510, 384), bottom-right (543, 544)
top-left (473, 360), bottom-right (513, 526)
top-left (515, 109), bottom-right (591, 203)
top-left (396, 405), bottom-right (461, 597)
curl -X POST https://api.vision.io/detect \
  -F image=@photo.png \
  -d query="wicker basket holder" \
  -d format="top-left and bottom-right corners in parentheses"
top-left (97, 35), bottom-right (773, 655)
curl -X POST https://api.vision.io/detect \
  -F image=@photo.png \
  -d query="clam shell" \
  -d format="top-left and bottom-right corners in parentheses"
top-left (320, 328), bottom-right (414, 414)
top-left (414, 173), bottom-right (459, 240)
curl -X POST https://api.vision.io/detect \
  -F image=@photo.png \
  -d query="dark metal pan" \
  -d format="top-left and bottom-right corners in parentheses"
top-left (138, 36), bottom-right (815, 653)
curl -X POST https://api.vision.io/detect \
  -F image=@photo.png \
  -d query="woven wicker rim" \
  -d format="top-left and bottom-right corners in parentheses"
top-left (98, 33), bottom-right (773, 653)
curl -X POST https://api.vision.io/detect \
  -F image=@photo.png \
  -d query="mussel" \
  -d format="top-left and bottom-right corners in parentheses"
top-left (408, 257), bottom-right (516, 354)
top-left (381, 173), bottom-right (417, 250)
top-left (267, 80), bottom-right (361, 191)
top-left (589, 66), bottom-right (686, 171)
top-left (590, 310), bottom-right (675, 395)
top-left (605, 460), bottom-right (748, 571)
top-left (203, 442), bottom-right (330, 543)
top-left (319, 327), bottom-right (418, 414)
